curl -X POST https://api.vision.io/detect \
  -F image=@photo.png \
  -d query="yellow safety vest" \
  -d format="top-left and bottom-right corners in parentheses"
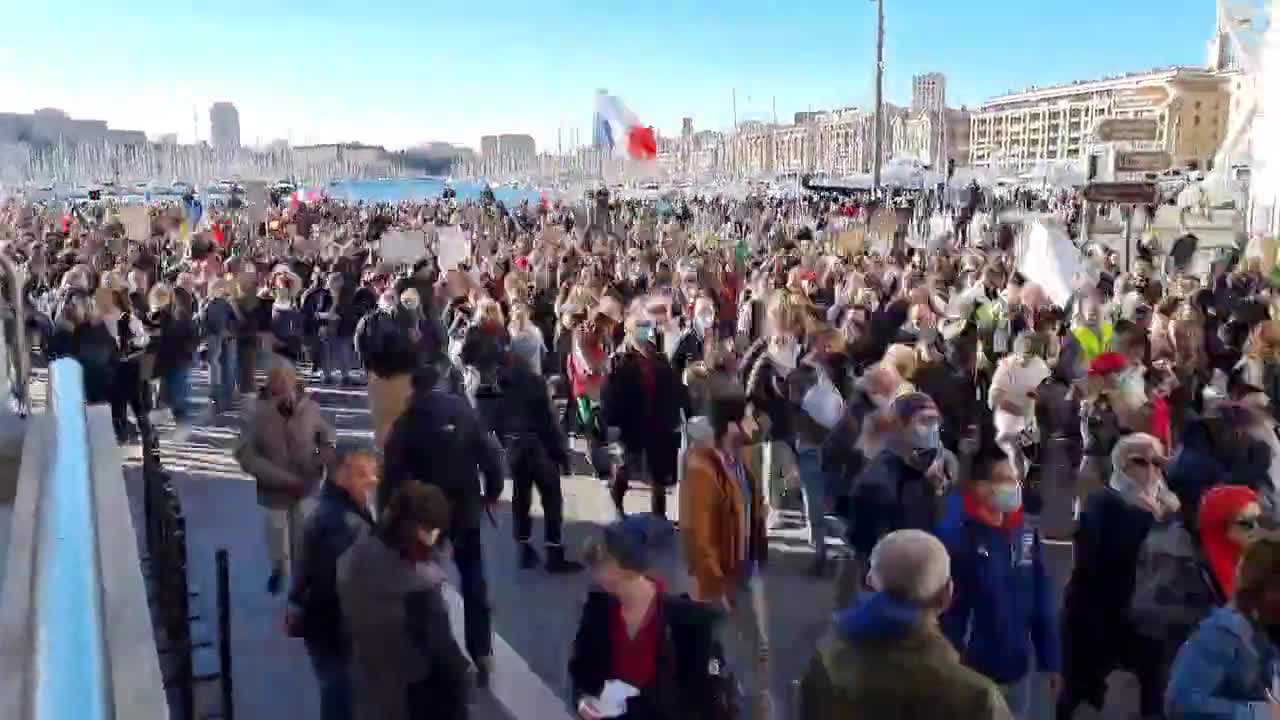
top-left (1072, 323), bottom-right (1114, 363)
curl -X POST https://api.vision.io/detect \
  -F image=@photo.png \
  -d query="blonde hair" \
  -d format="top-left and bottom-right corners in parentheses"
top-left (473, 298), bottom-right (505, 325)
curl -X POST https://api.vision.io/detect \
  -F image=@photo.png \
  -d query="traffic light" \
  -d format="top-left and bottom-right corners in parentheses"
top-left (947, 158), bottom-right (956, 179)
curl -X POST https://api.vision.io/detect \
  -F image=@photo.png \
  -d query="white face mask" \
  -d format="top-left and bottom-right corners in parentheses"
top-left (769, 341), bottom-right (799, 372)
top-left (1117, 370), bottom-right (1147, 408)
top-left (802, 373), bottom-right (845, 430)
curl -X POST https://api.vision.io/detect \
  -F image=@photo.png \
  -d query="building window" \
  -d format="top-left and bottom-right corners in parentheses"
top-left (1194, 116), bottom-right (1201, 127)
top-left (1195, 101), bottom-right (1202, 110)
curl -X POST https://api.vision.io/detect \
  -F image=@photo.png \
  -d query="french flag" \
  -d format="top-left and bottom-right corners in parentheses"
top-left (594, 91), bottom-right (657, 161)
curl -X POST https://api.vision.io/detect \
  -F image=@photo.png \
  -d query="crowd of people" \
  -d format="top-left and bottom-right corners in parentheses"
top-left (4, 181), bottom-right (1279, 720)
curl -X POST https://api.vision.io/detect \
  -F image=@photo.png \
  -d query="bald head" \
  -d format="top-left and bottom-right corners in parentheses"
top-left (868, 530), bottom-right (951, 607)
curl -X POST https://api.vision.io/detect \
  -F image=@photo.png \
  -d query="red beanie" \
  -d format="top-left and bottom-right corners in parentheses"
top-left (1198, 484), bottom-right (1258, 598)
top-left (1088, 351), bottom-right (1128, 377)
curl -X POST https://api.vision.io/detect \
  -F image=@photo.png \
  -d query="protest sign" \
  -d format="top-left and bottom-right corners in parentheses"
top-left (436, 225), bottom-right (470, 270)
top-left (834, 227), bottom-right (866, 257)
top-left (381, 229), bottom-right (428, 264)
top-left (120, 206), bottom-right (151, 242)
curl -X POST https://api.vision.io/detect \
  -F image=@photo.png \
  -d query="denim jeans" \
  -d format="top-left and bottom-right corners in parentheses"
top-left (206, 335), bottom-right (237, 406)
top-left (797, 447), bottom-right (829, 559)
top-left (161, 365), bottom-right (192, 423)
top-left (307, 646), bottom-right (353, 720)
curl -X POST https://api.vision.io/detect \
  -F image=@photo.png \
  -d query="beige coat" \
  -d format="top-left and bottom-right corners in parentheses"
top-left (235, 393), bottom-right (334, 509)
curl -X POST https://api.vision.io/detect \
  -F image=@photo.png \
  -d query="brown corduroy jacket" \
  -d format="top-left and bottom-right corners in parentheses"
top-left (679, 445), bottom-right (767, 602)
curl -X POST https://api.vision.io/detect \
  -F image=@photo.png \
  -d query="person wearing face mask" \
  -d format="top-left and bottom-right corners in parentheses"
top-left (670, 295), bottom-right (717, 377)
top-left (989, 332), bottom-right (1051, 485)
top-left (338, 483), bottom-right (471, 720)
top-left (786, 328), bottom-right (848, 576)
top-left (286, 444), bottom-right (379, 720)
top-left (235, 366), bottom-right (336, 595)
top-left (355, 287), bottom-right (430, 446)
top-left (938, 453), bottom-right (1061, 718)
top-left (1164, 535), bottom-right (1280, 720)
top-left (847, 393), bottom-right (955, 561)
top-left (603, 308), bottom-right (689, 519)
top-left (1058, 433), bottom-right (1178, 720)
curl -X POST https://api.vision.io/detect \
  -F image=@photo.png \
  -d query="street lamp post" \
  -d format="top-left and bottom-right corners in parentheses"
top-left (872, 0), bottom-right (885, 193)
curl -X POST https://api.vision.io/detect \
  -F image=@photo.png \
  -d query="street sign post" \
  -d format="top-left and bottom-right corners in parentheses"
top-left (1115, 150), bottom-right (1174, 173)
top-left (1112, 86), bottom-right (1170, 111)
top-left (1083, 182), bottom-right (1158, 204)
top-left (1095, 118), bottom-right (1160, 142)
top-left (1084, 182), bottom-right (1158, 273)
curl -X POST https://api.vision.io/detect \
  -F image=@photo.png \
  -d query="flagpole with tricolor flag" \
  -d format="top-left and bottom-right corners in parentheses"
top-left (593, 91), bottom-right (658, 179)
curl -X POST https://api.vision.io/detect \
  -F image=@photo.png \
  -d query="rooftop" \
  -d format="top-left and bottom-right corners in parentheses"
top-left (982, 65), bottom-right (1225, 108)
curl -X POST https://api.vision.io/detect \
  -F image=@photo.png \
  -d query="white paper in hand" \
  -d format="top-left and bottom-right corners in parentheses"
top-left (594, 680), bottom-right (640, 718)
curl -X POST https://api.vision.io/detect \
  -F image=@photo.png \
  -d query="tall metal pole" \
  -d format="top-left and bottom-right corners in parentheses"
top-left (872, 0), bottom-right (885, 193)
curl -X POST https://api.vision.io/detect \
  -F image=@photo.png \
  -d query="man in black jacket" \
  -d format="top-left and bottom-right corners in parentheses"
top-left (287, 444), bottom-right (378, 720)
top-left (382, 365), bottom-right (505, 686)
top-left (463, 331), bottom-right (583, 574)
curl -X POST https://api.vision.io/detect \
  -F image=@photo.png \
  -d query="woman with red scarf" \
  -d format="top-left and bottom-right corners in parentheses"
top-left (569, 520), bottom-right (721, 720)
top-left (1198, 484), bottom-right (1265, 599)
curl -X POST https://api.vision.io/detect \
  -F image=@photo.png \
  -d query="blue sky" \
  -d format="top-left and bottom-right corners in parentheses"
top-left (0, 1), bottom-right (1215, 151)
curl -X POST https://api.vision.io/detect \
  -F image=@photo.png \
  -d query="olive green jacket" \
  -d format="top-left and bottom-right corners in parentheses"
top-left (798, 621), bottom-right (1012, 720)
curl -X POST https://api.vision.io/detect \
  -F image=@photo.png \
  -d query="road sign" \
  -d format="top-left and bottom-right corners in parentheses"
top-left (1112, 86), bottom-right (1169, 111)
top-left (1084, 182), bottom-right (1158, 204)
top-left (1115, 150), bottom-right (1173, 173)
top-left (1095, 118), bottom-right (1160, 142)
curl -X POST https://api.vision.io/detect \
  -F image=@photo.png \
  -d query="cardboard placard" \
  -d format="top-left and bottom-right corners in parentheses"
top-left (381, 229), bottom-right (428, 264)
top-left (435, 225), bottom-right (470, 270)
top-left (835, 227), bottom-right (866, 257)
top-left (120, 205), bottom-right (151, 242)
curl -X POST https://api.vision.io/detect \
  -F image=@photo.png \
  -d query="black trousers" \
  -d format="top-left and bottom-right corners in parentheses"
top-left (449, 526), bottom-right (492, 662)
top-left (509, 441), bottom-right (564, 546)
top-left (110, 360), bottom-right (152, 443)
top-left (612, 432), bottom-right (680, 518)
top-left (1057, 618), bottom-right (1164, 718)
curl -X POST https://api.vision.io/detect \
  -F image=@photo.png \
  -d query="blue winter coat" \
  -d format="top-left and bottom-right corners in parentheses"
top-left (938, 495), bottom-right (1061, 684)
top-left (1165, 606), bottom-right (1279, 720)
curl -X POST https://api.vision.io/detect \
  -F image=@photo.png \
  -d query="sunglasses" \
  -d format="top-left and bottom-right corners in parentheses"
top-left (1127, 456), bottom-right (1161, 469)
top-left (1232, 517), bottom-right (1262, 532)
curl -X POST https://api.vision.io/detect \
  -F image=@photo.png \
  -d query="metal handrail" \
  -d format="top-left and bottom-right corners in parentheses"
top-left (33, 358), bottom-right (110, 720)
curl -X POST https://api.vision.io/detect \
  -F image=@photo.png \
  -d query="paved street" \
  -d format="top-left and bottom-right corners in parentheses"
top-left (121, 370), bottom-right (1147, 720)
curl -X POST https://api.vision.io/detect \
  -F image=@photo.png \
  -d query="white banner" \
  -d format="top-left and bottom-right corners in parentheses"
top-left (1017, 221), bottom-right (1081, 308)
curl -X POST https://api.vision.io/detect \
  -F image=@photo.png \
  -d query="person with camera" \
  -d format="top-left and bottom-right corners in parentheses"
top-left (461, 329), bottom-right (583, 573)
